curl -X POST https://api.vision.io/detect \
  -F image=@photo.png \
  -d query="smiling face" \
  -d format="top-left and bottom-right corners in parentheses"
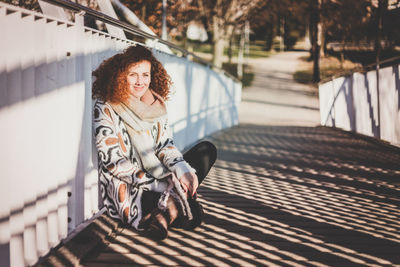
top-left (126, 60), bottom-right (151, 99)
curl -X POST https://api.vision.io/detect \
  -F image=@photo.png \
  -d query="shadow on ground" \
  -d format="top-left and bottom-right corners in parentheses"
top-left (82, 124), bottom-right (400, 266)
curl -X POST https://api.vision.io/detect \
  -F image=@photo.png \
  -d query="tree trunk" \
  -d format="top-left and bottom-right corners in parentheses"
top-left (141, 5), bottom-right (146, 22)
top-left (319, 17), bottom-right (325, 57)
top-left (319, 0), bottom-right (325, 57)
top-left (265, 22), bottom-right (274, 51)
top-left (244, 20), bottom-right (250, 63)
top-left (213, 37), bottom-right (225, 68)
top-left (311, 0), bottom-right (320, 83)
top-left (304, 20), bottom-right (312, 50)
top-left (375, 0), bottom-right (387, 64)
top-left (375, 0), bottom-right (387, 138)
top-left (340, 43), bottom-right (344, 69)
top-left (280, 17), bottom-right (285, 51)
top-left (308, 14), bottom-right (314, 58)
top-left (228, 34), bottom-right (234, 64)
top-left (211, 16), bottom-right (233, 68)
top-left (237, 29), bottom-right (245, 80)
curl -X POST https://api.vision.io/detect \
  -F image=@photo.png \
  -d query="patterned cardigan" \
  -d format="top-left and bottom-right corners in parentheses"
top-left (93, 99), bottom-right (194, 230)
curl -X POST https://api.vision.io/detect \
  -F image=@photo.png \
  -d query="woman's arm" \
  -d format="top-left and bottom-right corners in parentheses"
top-left (94, 101), bottom-right (155, 185)
top-left (155, 120), bottom-right (198, 195)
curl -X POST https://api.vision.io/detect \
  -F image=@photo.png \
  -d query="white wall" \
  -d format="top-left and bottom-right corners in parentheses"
top-left (0, 3), bottom-right (241, 266)
top-left (156, 51), bottom-right (241, 149)
top-left (319, 64), bottom-right (400, 147)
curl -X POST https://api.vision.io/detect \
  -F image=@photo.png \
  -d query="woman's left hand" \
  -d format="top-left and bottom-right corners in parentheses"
top-left (179, 172), bottom-right (199, 197)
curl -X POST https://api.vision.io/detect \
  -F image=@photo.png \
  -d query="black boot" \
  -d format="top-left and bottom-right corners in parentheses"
top-left (147, 209), bottom-right (169, 240)
top-left (147, 196), bottom-right (181, 240)
top-left (184, 197), bottom-right (204, 230)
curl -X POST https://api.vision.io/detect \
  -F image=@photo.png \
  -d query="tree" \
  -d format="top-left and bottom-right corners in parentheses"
top-left (196, 0), bottom-right (264, 67)
top-left (119, 0), bottom-right (164, 35)
top-left (167, 0), bottom-right (200, 45)
top-left (309, 0), bottom-right (320, 82)
top-left (249, 0), bottom-right (309, 51)
top-left (248, 0), bottom-right (279, 51)
top-left (323, 0), bottom-right (371, 44)
top-left (119, 0), bottom-right (198, 43)
top-left (2, 0), bottom-right (40, 11)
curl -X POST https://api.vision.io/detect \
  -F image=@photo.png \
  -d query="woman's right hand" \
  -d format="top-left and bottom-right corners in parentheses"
top-left (179, 172), bottom-right (199, 198)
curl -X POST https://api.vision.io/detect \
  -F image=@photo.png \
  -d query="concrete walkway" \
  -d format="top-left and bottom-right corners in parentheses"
top-left (240, 52), bottom-right (320, 126)
top-left (38, 52), bottom-right (400, 266)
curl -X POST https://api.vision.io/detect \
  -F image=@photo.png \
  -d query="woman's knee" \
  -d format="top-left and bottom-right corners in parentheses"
top-left (195, 140), bottom-right (217, 158)
top-left (201, 140), bottom-right (217, 163)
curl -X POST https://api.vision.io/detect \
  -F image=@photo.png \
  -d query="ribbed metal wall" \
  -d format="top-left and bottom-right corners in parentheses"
top-left (0, 3), bottom-right (241, 266)
top-left (319, 64), bottom-right (400, 147)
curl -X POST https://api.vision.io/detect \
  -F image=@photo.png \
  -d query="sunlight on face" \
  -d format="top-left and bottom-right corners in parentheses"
top-left (127, 60), bottom-right (151, 99)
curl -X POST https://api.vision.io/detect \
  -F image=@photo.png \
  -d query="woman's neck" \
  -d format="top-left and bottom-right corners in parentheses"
top-left (138, 89), bottom-right (156, 105)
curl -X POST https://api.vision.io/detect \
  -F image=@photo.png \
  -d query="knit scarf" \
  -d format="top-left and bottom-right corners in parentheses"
top-left (110, 94), bottom-right (167, 179)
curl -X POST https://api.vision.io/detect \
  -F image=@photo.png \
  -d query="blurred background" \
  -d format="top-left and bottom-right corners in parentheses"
top-left (3, 0), bottom-right (400, 90)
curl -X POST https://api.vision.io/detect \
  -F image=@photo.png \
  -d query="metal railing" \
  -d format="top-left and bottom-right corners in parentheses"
top-left (1, 2), bottom-right (243, 265)
top-left (319, 54), bottom-right (400, 84)
top-left (40, 0), bottom-right (240, 82)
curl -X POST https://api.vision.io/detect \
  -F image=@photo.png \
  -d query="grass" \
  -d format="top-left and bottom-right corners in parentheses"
top-left (241, 71), bottom-right (255, 87)
top-left (189, 40), bottom-right (268, 87)
top-left (222, 63), bottom-right (254, 87)
top-left (294, 48), bottom-right (400, 87)
top-left (247, 45), bottom-right (271, 58)
top-left (327, 49), bottom-right (400, 67)
top-left (192, 42), bottom-right (270, 59)
top-left (294, 55), bottom-right (362, 87)
top-left (293, 69), bottom-right (313, 85)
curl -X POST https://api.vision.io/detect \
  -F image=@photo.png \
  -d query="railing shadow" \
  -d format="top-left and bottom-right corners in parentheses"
top-left (241, 98), bottom-right (319, 111)
top-left (81, 124), bottom-right (400, 266)
top-left (364, 72), bottom-right (380, 137)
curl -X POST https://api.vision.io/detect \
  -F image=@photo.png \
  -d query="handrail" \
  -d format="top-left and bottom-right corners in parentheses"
top-left (319, 55), bottom-right (400, 84)
top-left (39, 0), bottom-right (240, 83)
top-left (363, 55), bottom-right (400, 70)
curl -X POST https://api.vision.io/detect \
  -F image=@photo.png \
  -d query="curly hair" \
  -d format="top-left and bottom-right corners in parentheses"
top-left (92, 45), bottom-right (172, 102)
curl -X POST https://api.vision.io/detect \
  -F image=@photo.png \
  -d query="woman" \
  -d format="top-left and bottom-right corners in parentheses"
top-left (92, 45), bottom-right (216, 240)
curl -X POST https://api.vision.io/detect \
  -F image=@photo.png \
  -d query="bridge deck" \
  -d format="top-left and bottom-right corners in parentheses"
top-left (79, 124), bottom-right (400, 266)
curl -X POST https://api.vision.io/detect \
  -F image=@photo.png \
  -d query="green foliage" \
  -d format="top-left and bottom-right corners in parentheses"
top-left (192, 42), bottom-right (270, 59)
top-left (241, 71), bottom-right (255, 87)
top-left (294, 54), bottom-right (363, 87)
top-left (249, 0), bottom-right (308, 51)
top-left (247, 44), bottom-right (271, 58)
top-left (222, 63), bottom-right (254, 87)
top-left (323, 0), bottom-right (372, 43)
top-left (327, 49), bottom-right (400, 67)
top-left (192, 43), bottom-right (212, 54)
top-left (119, 0), bottom-right (199, 38)
top-left (293, 70), bottom-right (313, 85)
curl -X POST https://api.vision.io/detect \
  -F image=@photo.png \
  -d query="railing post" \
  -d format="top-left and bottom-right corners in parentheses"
top-left (74, 10), bottom-right (85, 27)
top-left (374, 0), bottom-right (387, 139)
top-left (161, 0), bottom-right (167, 40)
top-left (376, 60), bottom-right (381, 139)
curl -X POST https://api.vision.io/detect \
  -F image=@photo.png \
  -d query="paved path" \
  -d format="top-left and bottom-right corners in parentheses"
top-left (41, 52), bottom-right (400, 266)
top-left (240, 52), bottom-right (320, 126)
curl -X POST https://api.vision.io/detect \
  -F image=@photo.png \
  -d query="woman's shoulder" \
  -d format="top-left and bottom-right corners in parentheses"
top-left (94, 98), bottom-right (111, 108)
top-left (93, 99), bottom-right (117, 120)
top-left (94, 99), bottom-right (115, 112)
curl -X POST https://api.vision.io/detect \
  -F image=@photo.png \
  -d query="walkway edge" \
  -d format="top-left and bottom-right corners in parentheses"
top-left (34, 210), bottom-right (120, 266)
